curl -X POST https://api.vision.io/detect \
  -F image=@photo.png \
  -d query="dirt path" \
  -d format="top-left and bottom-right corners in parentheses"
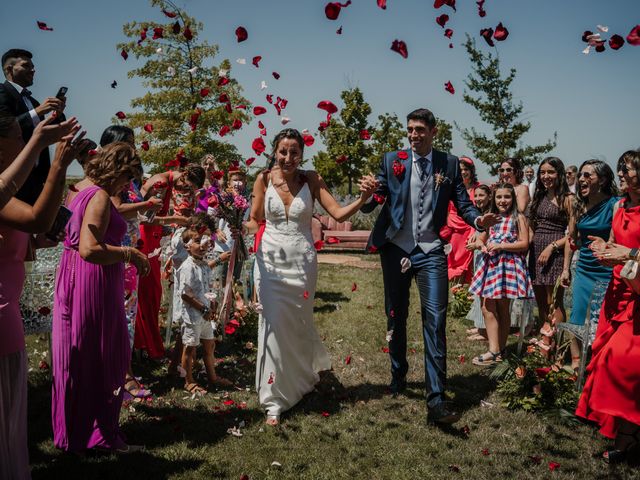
top-left (317, 253), bottom-right (380, 270)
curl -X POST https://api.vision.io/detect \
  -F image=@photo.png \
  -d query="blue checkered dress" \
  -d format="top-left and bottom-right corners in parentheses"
top-left (469, 215), bottom-right (534, 299)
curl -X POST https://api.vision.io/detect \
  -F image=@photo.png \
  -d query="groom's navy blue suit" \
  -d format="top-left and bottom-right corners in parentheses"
top-left (363, 148), bottom-right (480, 408)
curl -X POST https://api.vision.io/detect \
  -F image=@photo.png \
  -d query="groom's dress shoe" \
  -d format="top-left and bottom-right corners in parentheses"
top-left (427, 403), bottom-right (460, 425)
top-left (389, 378), bottom-right (407, 396)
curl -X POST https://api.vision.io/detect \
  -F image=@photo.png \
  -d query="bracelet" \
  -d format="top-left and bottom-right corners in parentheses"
top-left (123, 246), bottom-right (132, 264)
top-left (0, 177), bottom-right (19, 198)
top-left (552, 241), bottom-right (558, 251)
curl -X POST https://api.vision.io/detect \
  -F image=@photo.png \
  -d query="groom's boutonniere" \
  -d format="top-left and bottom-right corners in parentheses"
top-left (434, 170), bottom-right (451, 190)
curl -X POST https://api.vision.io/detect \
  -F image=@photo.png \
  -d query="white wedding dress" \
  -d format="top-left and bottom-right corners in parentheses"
top-left (254, 179), bottom-right (332, 417)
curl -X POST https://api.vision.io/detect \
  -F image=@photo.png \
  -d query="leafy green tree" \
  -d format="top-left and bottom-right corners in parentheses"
top-left (312, 88), bottom-right (374, 194)
top-left (456, 35), bottom-right (557, 174)
top-left (116, 0), bottom-right (250, 171)
top-left (367, 113), bottom-right (405, 171)
top-left (433, 119), bottom-right (453, 153)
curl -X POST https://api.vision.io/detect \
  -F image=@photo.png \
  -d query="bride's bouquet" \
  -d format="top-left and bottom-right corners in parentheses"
top-left (207, 186), bottom-right (250, 333)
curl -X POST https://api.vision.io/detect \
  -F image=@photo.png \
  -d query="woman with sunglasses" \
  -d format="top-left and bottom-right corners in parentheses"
top-left (498, 158), bottom-right (530, 213)
top-left (560, 160), bottom-right (618, 371)
top-left (576, 150), bottom-right (640, 464)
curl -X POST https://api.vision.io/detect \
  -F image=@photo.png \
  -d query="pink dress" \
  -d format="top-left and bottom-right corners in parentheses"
top-left (51, 186), bottom-right (130, 452)
top-left (0, 227), bottom-right (29, 357)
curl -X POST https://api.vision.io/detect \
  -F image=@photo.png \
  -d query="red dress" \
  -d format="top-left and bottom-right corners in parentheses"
top-left (134, 172), bottom-right (174, 358)
top-left (575, 200), bottom-right (640, 438)
top-left (441, 184), bottom-right (477, 283)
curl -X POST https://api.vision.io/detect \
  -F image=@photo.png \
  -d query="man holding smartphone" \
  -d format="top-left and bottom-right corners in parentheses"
top-left (0, 48), bottom-right (66, 205)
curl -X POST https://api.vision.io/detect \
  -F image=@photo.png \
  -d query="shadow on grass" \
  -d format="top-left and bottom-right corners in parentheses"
top-left (314, 290), bottom-right (351, 314)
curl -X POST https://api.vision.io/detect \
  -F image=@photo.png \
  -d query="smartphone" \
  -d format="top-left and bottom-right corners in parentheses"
top-left (56, 86), bottom-right (68, 99)
top-left (45, 205), bottom-right (72, 242)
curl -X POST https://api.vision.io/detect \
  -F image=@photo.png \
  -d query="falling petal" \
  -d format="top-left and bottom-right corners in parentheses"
top-left (493, 22), bottom-right (509, 41)
top-left (303, 134), bottom-right (315, 146)
top-left (153, 27), bottom-right (164, 39)
top-left (336, 26), bottom-right (343, 34)
top-left (434, 0), bottom-right (456, 11)
top-left (596, 24), bottom-right (609, 33)
top-left (253, 106), bottom-right (267, 115)
top-left (200, 88), bottom-right (210, 97)
top-left (390, 39), bottom-right (408, 58)
top-left (232, 119), bottom-right (242, 130)
top-left (314, 239), bottom-right (324, 250)
top-left (183, 26), bottom-right (193, 41)
top-left (359, 129), bottom-right (371, 140)
top-left (351, 282), bottom-right (358, 292)
top-left (144, 123), bottom-right (153, 133)
top-left (325, 1), bottom-right (352, 21)
top-left (121, 49), bottom-right (128, 60)
top-left (172, 21), bottom-right (181, 34)
top-left (252, 55), bottom-right (262, 67)
top-left (235, 26), bottom-right (248, 42)
top-left (582, 45), bottom-right (591, 55)
top-left (280, 116), bottom-right (291, 125)
top-left (436, 14), bottom-right (449, 28)
top-left (218, 77), bottom-right (229, 86)
top-left (444, 28), bottom-right (453, 39)
top-left (36, 21), bottom-right (54, 31)
top-left (480, 28), bottom-right (495, 47)
top-left (252, 137), bottom-right (266, 155)
top-left (444, 81), bottom-right (455, 94)
top-left (317, 100), bottom-right (338, 114)
top-left (219, 125), bottom-right (230, 137)
top-left (141, 141), bottom-right (150, 151)
top-left (162, 9), bottom-right (177, 18)
top-left (260, 80), bottom-right (268, 90)
top-left (609, 34), bottom-right (625, 50)
top-left (219, 93), bottom-right (229, 103)
top-left (272, 71), bottom-right (280, 79)
top-left (246, 157), bottom-right (256, 166)
top-left (236, 58), bottom-right (246, 64)
top-left (303, 291), bottom-right (310, 299)
top-left (187, 66), bottom-right (198, 74)
top-left (115, 111), bottom-right (126, 119)
top-left (626, 25), bottom-right (640, 46)
top-left (111, 80), bottom-right (117, 89)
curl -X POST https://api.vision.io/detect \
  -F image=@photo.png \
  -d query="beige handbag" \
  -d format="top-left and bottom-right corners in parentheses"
top-left (620, 260), bottom-right (640, 295)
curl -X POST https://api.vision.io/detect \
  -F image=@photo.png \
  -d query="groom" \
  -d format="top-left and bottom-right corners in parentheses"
top-left (362, 108), bottom-right (497, 424)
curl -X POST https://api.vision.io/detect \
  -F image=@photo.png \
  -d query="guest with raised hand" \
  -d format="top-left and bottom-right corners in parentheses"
top-left (442, 156), bottom-right (480, 284)
top-left (51, 142), bottom-right (149, 454)
top-left (469, 183), bottom-right (534, 365)
top-left (238, 128), bottom-right (378, 425)
top-left (527, 157), bottom-right (572, 356)
top-left (498, 157), bottom-right (530, 213)
top-left (560, 160), bottom-right (618, 371)
top-left (135, 163), bottom-right (205, 360)
top-left (576, 150), bottom-right (640, 464)
top-left (0, 114), bottom-right (80, 479)
top-left (0, 111), bottom-right (78, 210)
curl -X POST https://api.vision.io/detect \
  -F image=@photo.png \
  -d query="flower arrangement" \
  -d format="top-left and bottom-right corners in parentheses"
top-left (449, 284), bottom-right (473, 318)
top-left (434, 170), bottom-right (451, 190)
top-left (490, 350), bottom-right (579, 413)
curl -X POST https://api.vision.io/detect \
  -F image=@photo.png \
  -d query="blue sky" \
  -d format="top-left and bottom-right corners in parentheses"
top-left (1, 0), bottom-right (639, 179)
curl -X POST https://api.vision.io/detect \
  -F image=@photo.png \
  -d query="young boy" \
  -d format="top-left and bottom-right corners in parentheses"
top-left (175, 227), bottom-right (232, 393)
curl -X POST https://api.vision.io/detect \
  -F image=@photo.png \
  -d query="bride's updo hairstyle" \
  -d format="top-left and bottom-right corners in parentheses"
top-left (84, 142), bottom-right (142, 189)
top-left (271, 128), bottom-right (305, 158)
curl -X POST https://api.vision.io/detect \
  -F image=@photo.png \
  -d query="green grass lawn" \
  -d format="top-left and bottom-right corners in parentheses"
top-left (25, 262), bottom-right (639, 479)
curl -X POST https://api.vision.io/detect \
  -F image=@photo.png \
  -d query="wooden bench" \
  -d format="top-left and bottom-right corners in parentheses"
top-left (311, 215), bottom-right (370, 250)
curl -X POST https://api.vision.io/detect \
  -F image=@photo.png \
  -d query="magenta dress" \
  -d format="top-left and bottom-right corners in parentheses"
top-left (51, 185), bottom-right (130, 452)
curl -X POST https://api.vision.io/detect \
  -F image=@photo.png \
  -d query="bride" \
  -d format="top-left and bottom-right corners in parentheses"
top-left (239, 128), bottom-right (377, 425)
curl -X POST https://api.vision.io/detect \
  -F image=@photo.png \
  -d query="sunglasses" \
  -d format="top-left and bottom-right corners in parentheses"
top-left (620, 164), bottom-right (638, 175)
top-left (498, 167), bottom-right (513, 173)
top-left (578, 172), bottom-right (595, 179)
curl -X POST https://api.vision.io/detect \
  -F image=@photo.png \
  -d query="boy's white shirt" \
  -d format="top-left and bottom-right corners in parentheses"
top-left (176, 255), bottom-right (213, 326)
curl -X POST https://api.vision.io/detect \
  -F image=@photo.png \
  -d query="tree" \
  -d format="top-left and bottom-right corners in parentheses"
top-left (456, 35), bottom-right (557, 174)
top-left (116, 0), bottom-right (251, 171)
top-left (433, 119), bottom-right (453, 153)
top-left (312, 88), bottom-right (374, 194)
top-left (367, 113), bottom-right (405, 172)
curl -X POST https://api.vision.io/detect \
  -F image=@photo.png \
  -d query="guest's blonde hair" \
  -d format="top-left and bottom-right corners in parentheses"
top-left (84, 142), bottom-right (142, 189)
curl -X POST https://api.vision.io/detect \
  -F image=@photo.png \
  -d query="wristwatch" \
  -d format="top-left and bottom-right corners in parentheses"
top-left (629, 248), bottom-right (639, 261)
top-left (201, 305), bottom-right (210, 316)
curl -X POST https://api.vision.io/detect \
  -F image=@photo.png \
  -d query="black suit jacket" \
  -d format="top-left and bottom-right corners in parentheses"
top-left (362, 148), bottom-right (481, 250)
top-left (0, 80), bottom-right (50, 205)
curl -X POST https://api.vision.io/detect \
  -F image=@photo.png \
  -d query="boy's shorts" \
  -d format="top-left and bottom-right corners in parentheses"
top-left (181, 320), bottom-right (215, 346)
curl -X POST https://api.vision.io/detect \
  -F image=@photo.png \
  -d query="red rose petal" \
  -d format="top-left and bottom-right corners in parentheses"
top-left (115, 111), bottom-right (126, 119)
top-left (434, 0), bottom-right (456, 11)
top-left (162, 9), bottom-right (177, 18)
top-left (325, 1), bottom-right (351, 21)
top-left (317, 100), bottom-right (338, 115)
top-left (609, 34), bottom-right (625, 50)
top-left (326, 236), bottom-right (340, 244)
top-left (336, 26), bottom-right (343, 35)
top-left (373, 193), bottom-right (385, 204)
top-left (336, 154), bottom-right (348, 164)
top-left (581, 30), bottom-right (593, 43)
top-left (303, 134), bottom-right (315, 146)
top-left (39, 360), bottom-right (50, 370)
top-left (272, 72), bottom-right (280, 79)
top-left (258, 121), bottom-right (265, 130)
top-left (314, 240), bottom-right (324, 250)
top-left (444, 81), bottom-right (455, 94)
top-left (345, 355), bottom-right (351, 365)
top-left (351, 282), bottom-right (357, 292)
top-left (493, 22), bottom-right (509, 41)
top-left (252, 137), bottom-right (266, 155)
top-left (458, 354), bottom-right (465, 363)
top-left (548, 461), bottom-right (560, 471)
top-left (38, 306), bottom-right (51, 316)
top-left (218, 93), bottom-right (229, 103)
top-left (381, 346), bottom-right (390, 353)
top-left (183, 26), bottom-right (193, 41)
top-left (444, 28), bottom-right (453, 39)
top-left (377, 0), bottom-right (387, 9)
top-left (218, 77), bottom-right (229, 86)
top-left (266, 94), bottom-right (273, 104)
top-left (303, 291), bottom-right (310, 299)
top-left (144, 123), bottom-right (153, 133)
top-left (390, 39), bottom-right (408, 58)
top-left (436, 14), bottom-right (449, 28)
top-left (37, 21), bottom-right (54, 31)
top-left (626, 25), bottom-right (640, 46)
top-left (449, 43), bottom-right (454, 48)
top-left (359, 129), bottom-right (371, 140)
top-left (188, 109), bottom-right (201, 131)
top-left (477, 0), bottom-right (486, 17)
top-left (252, 55), bottom-right (262, 67)
top-left (224, 103), bottom-right (233, 113)
top-left (480, 28), bottom-right (495, 47)
top-left (141, 141), bottom-right (150, 151)
top-left (594, 40), bottom-right (606, 52)
top-left (152, 27), bottom-right (164, 39)
top-left (397, 151), bottom-right (408, 159)
top-left (246, 157), bottom-right (255, 166)
top-left (368, 245), bottom-right (378, 253)
top-left (121, 49), bottom-right (128, 60)
top-left (172, 21), bottom-right (181, 35)
top-left (219, 125), bottom-right (230, 137)
top-left (321, 411), bottom-right (330, 417)
top-left (223, 399), bottom-right (235, 406)
top-left (253, 106), bottom-right (267, 115)
top-left (232, 119), bottom-right (242, 130)
top-left (481, 448), bottom-right (490, 456)
top-left (235, 26), bottom-right (248, 42)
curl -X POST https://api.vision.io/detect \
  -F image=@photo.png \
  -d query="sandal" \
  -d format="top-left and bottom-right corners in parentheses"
top-left (265, 414), bottom-right (280, 426)
top-left (124, 376), bottom-right (152, 402)
top-left (184, 383), bottom-right (207, 395)
top-left (472, 351), bottom-right (502, 366)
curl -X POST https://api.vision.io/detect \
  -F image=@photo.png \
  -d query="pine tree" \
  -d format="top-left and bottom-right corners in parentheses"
top-left (457, 35), bottom-right (557, 174)
top-left (116, 0), bottom-right (251, 171)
